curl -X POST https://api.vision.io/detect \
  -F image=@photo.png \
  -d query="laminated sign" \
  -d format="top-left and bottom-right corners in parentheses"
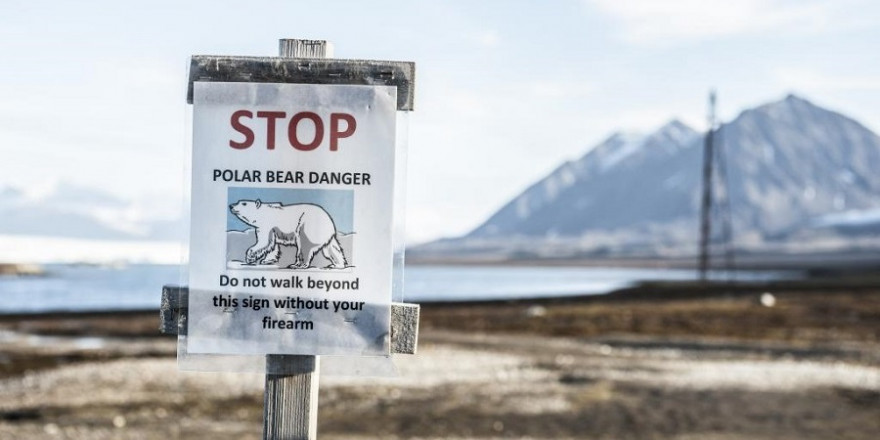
top-left (187, 82), bottom-right (397, 356)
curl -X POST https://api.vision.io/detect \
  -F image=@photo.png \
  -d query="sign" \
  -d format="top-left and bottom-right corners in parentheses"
top-left (187, 82), bottom-right (398, 356)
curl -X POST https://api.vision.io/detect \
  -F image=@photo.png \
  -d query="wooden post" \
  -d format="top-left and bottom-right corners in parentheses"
top-left (172, 38), bottom-right (417, 440)
top-left (264, 354), bottom-right (320, 439)
top-left (261, 39), bottom-right (330, 440)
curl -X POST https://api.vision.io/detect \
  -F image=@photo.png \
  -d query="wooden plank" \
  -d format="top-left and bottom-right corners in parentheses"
top-left (159, 285), bottom-right (419, 354)
top-left (391, 302), bottom-right (420, 355)
top-left (262, 39), bottom-right (327, 440)
top-left (187, 55), bottom-right (415, 110)
top-left (159, 285), bottom-right (181, 335)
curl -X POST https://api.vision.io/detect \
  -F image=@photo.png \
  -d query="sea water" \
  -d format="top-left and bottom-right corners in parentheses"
top-left (0, 264), bottom-right (796, 313)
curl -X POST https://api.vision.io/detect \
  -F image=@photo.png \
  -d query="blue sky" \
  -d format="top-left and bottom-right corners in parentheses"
top-left (1, 0), bottom-right (879, 244)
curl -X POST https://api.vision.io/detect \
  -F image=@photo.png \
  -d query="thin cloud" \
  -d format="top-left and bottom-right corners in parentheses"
top-left (528, 81), bottom-right (595, 99)
top-left (586, 0), bottom-right (862, 44)
top-left (774, 68), bottom-right (880, 92)
top-left (474, 29), bottom-right (502, 48)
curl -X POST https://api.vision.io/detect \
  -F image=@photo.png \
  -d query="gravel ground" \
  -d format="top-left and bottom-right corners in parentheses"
top-left (1, 328), bottom-right (878, 439)
top-left (1, 288), bottom-right (878, 439)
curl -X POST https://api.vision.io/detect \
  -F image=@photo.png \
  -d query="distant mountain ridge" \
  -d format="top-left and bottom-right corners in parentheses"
top-left (415, 95), bottom-right (880, 259)
top-left (0, 182), bottom-right (183, 241)
top-left (469, 119), bottom-right (701, 238)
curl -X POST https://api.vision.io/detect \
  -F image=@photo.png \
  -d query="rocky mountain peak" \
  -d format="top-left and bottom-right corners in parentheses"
top-left (421, 94), bottom-right (880, 258)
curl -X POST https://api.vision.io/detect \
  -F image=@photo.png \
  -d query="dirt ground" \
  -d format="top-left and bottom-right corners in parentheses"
top-left (0, 287), bottom-right (878, 439)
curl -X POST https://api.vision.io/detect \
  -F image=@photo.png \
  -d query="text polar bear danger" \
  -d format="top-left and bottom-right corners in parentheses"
top-left (229, 199), bottom-right (348, 269)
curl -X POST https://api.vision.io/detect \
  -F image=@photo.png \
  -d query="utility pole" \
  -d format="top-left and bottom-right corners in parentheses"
top-left (698, 91), bottom-right (716, 281)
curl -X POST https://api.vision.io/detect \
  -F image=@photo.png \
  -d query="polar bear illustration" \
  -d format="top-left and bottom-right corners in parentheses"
top-left (229, 199), bottom-right (348, 269)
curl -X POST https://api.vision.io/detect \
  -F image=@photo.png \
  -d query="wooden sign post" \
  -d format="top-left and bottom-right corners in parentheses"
top-left (161, 39), bottom-right (419, 440)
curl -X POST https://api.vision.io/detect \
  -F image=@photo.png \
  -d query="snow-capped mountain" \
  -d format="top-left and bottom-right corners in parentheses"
top-left (468, 120), bottom-right (701, 238)
top-left (720, 95), bottom-right (880, 238)
top-left (416, 95), bottom-right (880, 259)
top-left (0, 182), bottom-right (184, 241)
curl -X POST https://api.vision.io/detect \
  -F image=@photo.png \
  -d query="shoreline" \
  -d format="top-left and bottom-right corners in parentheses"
top-left (406, 249), bottom-right (880, 274)
top-left (2, 280), bottom-right (878, 347)
top-left (3, 275), bottom-right (879, 313)
top-left (0, 263), bottom-right (45, 277)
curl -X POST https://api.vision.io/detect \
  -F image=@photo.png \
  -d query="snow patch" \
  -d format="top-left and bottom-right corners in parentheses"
top-left (599, 133), bottom-right (646, 171)
top-left (662, 172), bottom-right (685, 189)
top-left (838, 169), bottom-right (856, 184)
top-left (812, 208), bottom-right (880, 228)
top-left (654, 120), bottom-right (699, 146)
top-left (516, 197), bottom-right (531, 219)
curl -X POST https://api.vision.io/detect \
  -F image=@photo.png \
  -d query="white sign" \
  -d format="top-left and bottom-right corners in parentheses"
top-left (187, 82), bottom-right (397, 356)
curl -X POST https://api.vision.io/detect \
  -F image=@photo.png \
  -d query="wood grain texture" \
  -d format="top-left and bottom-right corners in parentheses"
top-left (279, 39), bottom-right (334, 58)
top-left (263, 355), bottom-right (320, 440)
top-left (391, 302), bottom-right (420, 355)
